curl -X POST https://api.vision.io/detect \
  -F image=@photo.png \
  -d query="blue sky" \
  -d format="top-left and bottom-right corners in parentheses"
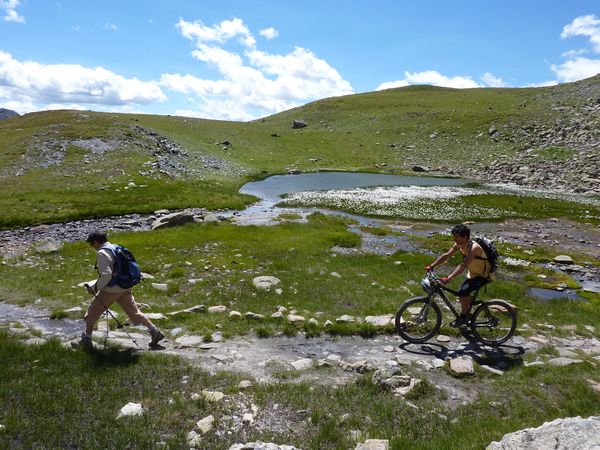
top-left (1, 1), bottom-right (599, 121)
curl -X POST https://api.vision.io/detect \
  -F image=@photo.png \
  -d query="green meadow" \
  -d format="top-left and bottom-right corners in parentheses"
top-left (0, 78), bottom-right (599, 448)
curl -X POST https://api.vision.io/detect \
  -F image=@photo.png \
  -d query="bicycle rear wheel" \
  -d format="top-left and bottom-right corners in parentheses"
top-left (470, 300), bottom-right (517, 346)
top-left (395, 296), bottom-right (442, 343)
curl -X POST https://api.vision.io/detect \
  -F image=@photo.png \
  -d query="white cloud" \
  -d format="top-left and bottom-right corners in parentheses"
top-left (164, 17), bottom-right (353, 120)
top-left (177, 17), bottom-right (256, 47)
top-left (1, 0), bottom-right (25, 23)
top-left (260, 27), bottom-right (279, 39)
top-left (105, 22), bottom-right (118, 32)
top-left (554, 15), bottom-right (600, 83)
top-left (481, 72), bottom-right (507, 87)
top-left (561, 14), bottom-right (600, 53)
top-left (551, 56), bottom-right (600, 82)
top-left (376, 70), bottom-right (481, 90)
top-left (526, 80), bottom-right (558, 88)
top-left (0, 51), bottom-right (166, 113)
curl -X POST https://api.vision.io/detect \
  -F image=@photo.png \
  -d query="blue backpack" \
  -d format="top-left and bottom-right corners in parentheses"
top-left (105, 244), bottom-right (142, 289)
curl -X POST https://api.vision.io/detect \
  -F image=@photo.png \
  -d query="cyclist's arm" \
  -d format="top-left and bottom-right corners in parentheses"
top-left (429, 244), bottom-right (458, 269)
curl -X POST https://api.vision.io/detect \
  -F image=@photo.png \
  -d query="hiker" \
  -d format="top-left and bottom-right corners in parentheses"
top-left (425, 223), bottom-right (492, 327)
top-left (76, 230), bottom-right (165, 349)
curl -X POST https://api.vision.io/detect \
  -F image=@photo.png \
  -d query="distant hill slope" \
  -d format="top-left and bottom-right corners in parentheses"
top-left (0, 108), bottom-right (19, 120)
top-left (0, 75), bottom-right (598, 227)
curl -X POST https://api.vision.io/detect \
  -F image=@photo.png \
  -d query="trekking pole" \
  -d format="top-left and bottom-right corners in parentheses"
top-left (96, 297), bottom-right (139, 348)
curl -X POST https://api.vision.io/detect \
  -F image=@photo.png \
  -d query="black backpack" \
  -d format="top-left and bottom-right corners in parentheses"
top-left (105, 244), bottom-right (142, 289)
top-left (473, 236), bottom-right (499, 276)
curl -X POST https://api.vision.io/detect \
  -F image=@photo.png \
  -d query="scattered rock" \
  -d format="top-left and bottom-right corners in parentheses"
top-left (554, 255), bottom-right (575, 264)
top-left (287, 314), bottom-right (306, 324)
top-left (151, 283), bottom-right (168, 291)
top-left (487, 415), bottom-right (600, 450)
top-left (253, 276), bottom-right (281, 290)
top-left (450, 356), bottom-right (474, 375)
top-left (238, 380), bottom-right (253, 390)
top-left (116, 402), bottom-right (144, 419)
top-left (365, 314), bottom-right (394, 327)
top-left (336, 315), bottom-right (355, 323)
top-left (292, 120), bottom-right (307, 129)
top-left (356, 439), bottom-right (390, 450)
top-left (547, 357), bottom-right (583, 366)
top-left (174, 335), bottom-right (204, 348)
top-left (196, 415), bottom-right (214, 434)
top-left (202, 390), bottom-right (225, 402)
top-left (151, 211), bottom-right (195, 230)
top-left (291, 358), bottom-right (313, 370)
top-left (207, 305), bottom-right (227, 313)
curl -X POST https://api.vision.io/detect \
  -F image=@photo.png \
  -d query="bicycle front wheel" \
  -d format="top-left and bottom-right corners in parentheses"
top-left (395, 296), bottom-right (442, 343)
top-left (470, 300), bottom-right (517, 346)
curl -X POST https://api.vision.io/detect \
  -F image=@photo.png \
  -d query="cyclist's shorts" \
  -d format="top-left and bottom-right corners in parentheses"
top-left (458, 276), bottom-right (490, 297)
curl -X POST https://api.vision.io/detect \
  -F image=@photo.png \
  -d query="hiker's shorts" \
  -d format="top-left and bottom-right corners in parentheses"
top-left (458, 276), bottom-right (490, 297)
top-left (85, 290), bottom-right (146, 326)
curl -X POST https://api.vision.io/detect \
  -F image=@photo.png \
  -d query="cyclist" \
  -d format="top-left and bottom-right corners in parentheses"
top-left (425, 224), bottom-right (492, 327)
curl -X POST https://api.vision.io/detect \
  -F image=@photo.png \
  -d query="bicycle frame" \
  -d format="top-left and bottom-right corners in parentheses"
top-left (425, 281), bottom-right (482, 320)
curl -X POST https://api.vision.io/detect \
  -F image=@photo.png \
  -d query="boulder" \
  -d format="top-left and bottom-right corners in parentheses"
top-left (253, 276), bottom-right (281, 290)
top-left (292, 119), bottom-right (307, 129)
top-left (554, 255), bottom-right (574, 264)
top-left (487, 416), bottom-right (600, 449)
top-left (412, 165), bottom-right (430, 173)
top-left (450, 356), bottom-right (474, 375)
top-left (116, 402), bottom-right (144, 419)
top-left (151, 211), bottom-right (194, 230)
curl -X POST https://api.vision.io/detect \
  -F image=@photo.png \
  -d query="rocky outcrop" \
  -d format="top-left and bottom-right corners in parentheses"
top-left (487, 416), bottom-right (600, 450)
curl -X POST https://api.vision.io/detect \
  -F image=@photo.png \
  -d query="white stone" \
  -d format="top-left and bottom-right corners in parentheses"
top-left (242, 413), bottom-right (254, 424)
top-left (229, 310), bottom-right (242, 319)
top-left (151, 283), bottom-right (168, 291)
top-left (480, 365), bottom-right (504, 375)
top-left (336, 315), bottom-right (355, 323)
top-left (450, 356), bottom-right (474, 375)
top-left (145, 313), bottom-right (167, 320)
top-left (238, 380), bottom-right (252, 389)
top-left (202, 390), bottom-right (224, 402)
top-left (208, 305), bottom-right (227, 313)
top-left (365, 314), bottom-right (394, 327)
top-left (117, 402), bottom-right (144, 419)
top-left (271, 311), bottom-right (284, 319)
top-left (331, 272), bottom-right (342, 278)
top-left (548, 357), bottom-right (583, 367)
top-left (196, 415), bottom-right (214, 434)
top-left (383, 346), bottom-right (395, 353)
top-left (436, 334), bottom-right (451, 343)
top-left (291, 358), bottom-right (313, 370)
top-left (187, 430), bottom-right (202, 447)
top-left (175, 335), bottom-right (204, 348)
top-left (253, 276), bottom-right (281, 290)
top-left (487, 416), bottom-right (600, 450)
top-left (287, 314), bottom-right (306, 323)
top-left (307, 318), bottom-right (319, 326)
top-left (355, 439), bottom-right (390, 450)
top-left (554, 255), bottom-right (574, 264)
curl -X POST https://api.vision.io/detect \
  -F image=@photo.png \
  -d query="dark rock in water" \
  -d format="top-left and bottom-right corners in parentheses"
top-left (0, 108), bottom-right (19, 120)
top-left (292, 120), bottom-right (307, 129)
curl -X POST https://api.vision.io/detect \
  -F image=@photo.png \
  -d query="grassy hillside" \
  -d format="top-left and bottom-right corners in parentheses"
top-left (0, 76), bottom-right (598, 228)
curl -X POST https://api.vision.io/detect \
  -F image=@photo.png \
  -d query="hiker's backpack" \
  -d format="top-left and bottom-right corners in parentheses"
top-left (473, 236), bottom-right (499, 277)
top-left (105, 244), bottom-right (142, 289)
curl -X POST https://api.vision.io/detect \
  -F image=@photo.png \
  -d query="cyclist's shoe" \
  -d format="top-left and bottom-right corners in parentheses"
top-left (149, 328), bottom-right (165, 347)
top-left (450, 315), bottom-right (470, 328)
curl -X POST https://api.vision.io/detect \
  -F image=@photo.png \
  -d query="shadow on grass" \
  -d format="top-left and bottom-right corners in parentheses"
top-left (399, 341), bottom-right (525, 371)
top-left (86, 345), bottom-right (141, 367)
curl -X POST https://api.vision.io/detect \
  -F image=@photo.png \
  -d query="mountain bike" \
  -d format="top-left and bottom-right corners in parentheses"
top-left (395, 271), bottom-right (517, 346)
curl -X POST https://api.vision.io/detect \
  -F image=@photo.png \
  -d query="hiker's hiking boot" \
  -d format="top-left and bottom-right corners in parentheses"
top-left (149, 328), bottom-right (165, 347)
top-left (450, 315), bottom-right (470, 328)
top-left (71, 333), bottom-right (93, 350)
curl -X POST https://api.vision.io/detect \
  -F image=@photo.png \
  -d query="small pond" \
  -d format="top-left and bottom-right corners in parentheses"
top-left (240, 171), bottom-right (468, 204)
top-left (527, 288), bottom-right (585, 302)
